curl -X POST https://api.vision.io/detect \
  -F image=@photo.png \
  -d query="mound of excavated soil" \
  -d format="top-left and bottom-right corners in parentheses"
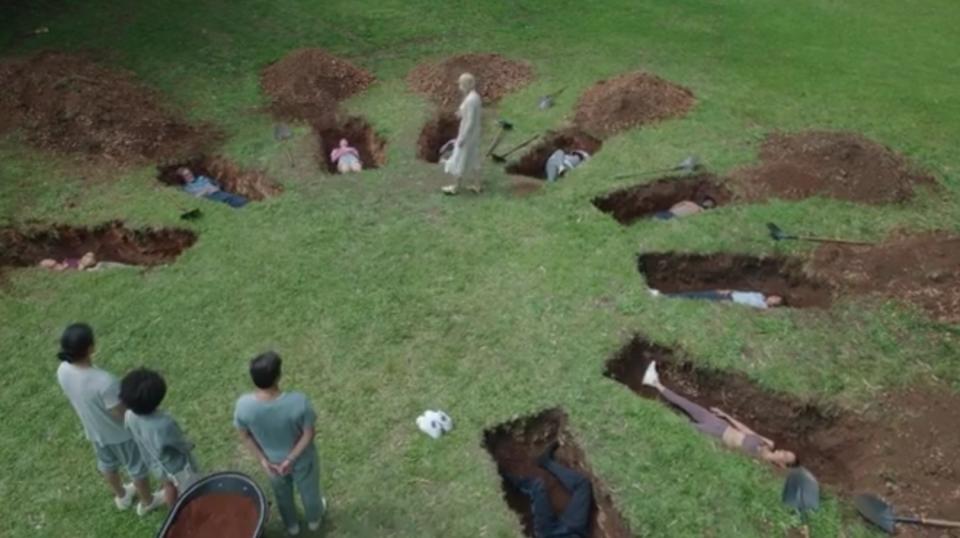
top-left (574, 72), bottom-right (695, 139)
top-left (0, 220), bottom-right (196, 268)
top-left (157, 156), bottom-right (282, 201)
top-left (593, 174), bottom-right (732, 225)
top-left (505, 128), bottom-right (603, 179)
top-left (731, 131), bottom-right (935, 204)
top-left (0, 51), bottom-right (214, 164)
top-left (638, 252), bottom-right (833, 308)
top-left (484, 409), bottom-right (633, 538)
top-left (416, 111), bottom-right (460, 163)
top-left (314, 116), bottom-right (387, 173)
top-left (605, 335), bottom-right (960, 538)
top-left (812, 232), bottom-right (960, 324)
top-left (260, 48), bottom-right (375, 124)
top-left (406, 53), bottom-right (534, 107)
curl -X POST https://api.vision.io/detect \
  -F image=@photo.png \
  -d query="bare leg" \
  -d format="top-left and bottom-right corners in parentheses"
top-left (102, 471), bottom-right (125, 497)
top-left (162, 481), bottom-right (178, 506)
top-left (133, 477), bottom-right (154, 505)
top-left (351, 162), bottom-right (362, 173)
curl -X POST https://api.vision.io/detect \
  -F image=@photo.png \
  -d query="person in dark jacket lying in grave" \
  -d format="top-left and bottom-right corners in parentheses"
top-left (175, 167), bottom-right (248, 208)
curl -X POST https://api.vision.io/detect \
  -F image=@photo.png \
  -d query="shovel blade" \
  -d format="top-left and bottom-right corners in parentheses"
top-left (767, 222), bottom-right (791, 241)
top-left (782, 467), bottom-right (820, 513)
top-left (273, 123), bottom-right (292, 141)
top-left (854, 494), bottom-right (897, 534)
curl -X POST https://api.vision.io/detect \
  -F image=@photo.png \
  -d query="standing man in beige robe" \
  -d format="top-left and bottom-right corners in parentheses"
top-left (442, 73), bottom-right (483, 195)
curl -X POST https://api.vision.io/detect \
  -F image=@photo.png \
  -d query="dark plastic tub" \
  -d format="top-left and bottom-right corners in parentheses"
top-left (157, 471), bottom-right (268, 538)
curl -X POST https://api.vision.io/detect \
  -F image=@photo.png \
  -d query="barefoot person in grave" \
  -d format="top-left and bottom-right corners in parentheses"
top-left (330, 139), bottom-right (363, 174)
top-left (175, 167), bottom-right (248, 208)
top-left (643, 361), bottom-right (797, 467)
top-left (545, 149), bottom-right (590, 183)
top-left (442, 73), bottom-right (483, 195)
top-left (649, 288), bottom-right (784, 309)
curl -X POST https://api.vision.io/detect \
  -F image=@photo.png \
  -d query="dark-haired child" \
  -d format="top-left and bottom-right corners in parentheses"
top-left (120, 368), bottom-right (200, 507)
top-left (234, 351), bottom-right (326, 536)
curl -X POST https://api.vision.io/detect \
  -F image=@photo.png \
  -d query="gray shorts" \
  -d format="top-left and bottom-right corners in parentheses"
top-left (93, 440), bottom-right (148, 479)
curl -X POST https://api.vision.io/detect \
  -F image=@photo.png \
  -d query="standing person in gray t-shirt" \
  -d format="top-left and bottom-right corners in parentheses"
top-left (55, 323), bottom-right (163, 516)
top-left (234, 351), bottom-right (326, 536)
top-left (120, 368), bottom-right (201, 507)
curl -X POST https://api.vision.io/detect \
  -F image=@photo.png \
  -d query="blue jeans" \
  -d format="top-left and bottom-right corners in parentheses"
top-left (653, 211), bottom-right (675, 220)
top-left (666, 290), bottom-right (728, 302)
top-left (511, 460), bottom-right (592, 538)
top-left (205, 190), bottom-right (248, 208)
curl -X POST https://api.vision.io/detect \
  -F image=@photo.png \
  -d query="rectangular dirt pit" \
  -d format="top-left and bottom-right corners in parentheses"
top-left (592, 174), bottom-right (732, 225)
top-left (483, 408), bottom-right (633, 538)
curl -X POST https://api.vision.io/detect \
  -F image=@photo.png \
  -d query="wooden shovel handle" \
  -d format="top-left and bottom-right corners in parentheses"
top-left (919, 517), bottom-right (960, 528)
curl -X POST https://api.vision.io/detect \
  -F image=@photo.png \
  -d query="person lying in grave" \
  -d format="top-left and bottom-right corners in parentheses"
top-left (175, 167), bottom-right (248, 208)
top-left (643, 361), bottom-right (797, 467)
top-left (39, 252), bottom-right (132, 272)
top-left (545, 149), bottom-right (590, 183)
top-left (649, 288), bottom-right (784, 309)
top-left (330, 139), bottom-right (363, 174)
top-left (503, 442), bottom-right (592, 538)
top-left (653, 197), bottom-right (717, 220)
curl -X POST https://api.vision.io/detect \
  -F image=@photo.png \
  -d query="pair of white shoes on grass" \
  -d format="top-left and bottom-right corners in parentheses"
top-left (114, 484), bottom-right (164, 516)
top-left (287, 496), bottom-right (328, 536)
top-left (416, 410), bottom-right (454, 439)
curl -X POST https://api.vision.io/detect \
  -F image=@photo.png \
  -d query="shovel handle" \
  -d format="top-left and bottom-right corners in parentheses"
top-left (913, 517), bottom-right (960, 528)
top-left (797, 236), bottom-right (874, 246)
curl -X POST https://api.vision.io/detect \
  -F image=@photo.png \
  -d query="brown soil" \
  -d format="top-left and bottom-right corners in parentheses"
top-left (811, 232), bottom-right (960, 324)
top-left (260, 48), bottom-right (375, 125)
top-left (0, 220), bottom-right (196, 268)
top-left (592, 173), bottom-right (733, 225)
top-left (483, 409), bottom-right (634, 538)
top-left (406, 53), bottom-right (534, 107)
top-left (416, 111), bottom-right (460, 163)
top-left (573, 72), bottom-right (695, 139)
top-left (0, 51), bottom-right (215, 164)
top-left (604, 335), bottom-right (960, 538)
top-left (157, 156), bottom-right (282, 201)
top-left (505, 128), bottom-right (603, 180)
top-left (638, 252), bottom-right (833, 308)
top-left (165, 493), bottom-right (259, 538)
top-left (314, 116), bottom-right (387, 173)
top-left (730, 131), bottom-right (935, 204)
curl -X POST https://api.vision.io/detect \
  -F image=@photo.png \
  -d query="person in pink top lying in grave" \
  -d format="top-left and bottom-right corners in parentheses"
top-left (330, 139), bottom-right (363, 174)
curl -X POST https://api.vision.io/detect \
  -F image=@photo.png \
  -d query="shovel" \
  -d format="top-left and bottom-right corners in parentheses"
top-left (491, 135), bottom-right (540, 163)
top-left (613, 155), bottom-right (701, 180)
top-left (767, 223), bottom-right (874, 246)
top-left (273, 123), bottom-right (295, 168)
top-left (854, 493), bottom-right (960, 534)
top-left (782, 467), bottom-right (820, 538)
top-left (538, 87), bottom-right (566, 110)
top-left (179, 209), bottom-right (202, 221)
top-left (486, 119), bottom-right (515, 157)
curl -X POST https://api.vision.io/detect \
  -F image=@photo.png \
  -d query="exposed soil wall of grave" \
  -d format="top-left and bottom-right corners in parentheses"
top-left (416, 111), bottom-right (460, 163)
top-left (0, 51), bottom-right (215, 164)
top-left (0, 221), bottom-right (196, 268)
top-left (574, 72), bottom-right (695, 139)
top-left (406, 53), bottom-right (534, 107)
top-left (604, 335), bottom-right (960, 538)
top-left (638, 252), bottom-right (833, 308)
top-left (157, 156), bottom-right (282, 201)
top-left (593, 174), bottom-right (733, 225)
top-left (505, 129), bottom-right (603, 180)
top-left (730, 131), bottom-right (935, 204)
top-left (314, 116), bottom-right (387, 173)
top-left (483, 409), bottom-right (634, 538)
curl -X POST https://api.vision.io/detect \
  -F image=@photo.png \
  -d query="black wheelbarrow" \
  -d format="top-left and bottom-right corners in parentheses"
top-left (157, 472), bottom-right (268, 538)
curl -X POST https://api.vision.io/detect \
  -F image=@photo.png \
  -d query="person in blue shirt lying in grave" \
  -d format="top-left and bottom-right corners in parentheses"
top-left (175, 167), bottom-right (248, 208)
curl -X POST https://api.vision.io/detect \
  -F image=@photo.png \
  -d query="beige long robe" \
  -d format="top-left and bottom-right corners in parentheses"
top-left (443, 90), bottom-right (482, 178)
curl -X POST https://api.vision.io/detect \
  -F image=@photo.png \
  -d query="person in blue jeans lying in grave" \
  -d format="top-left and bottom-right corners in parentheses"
top-left (504, 442), bottom-right (592, 538)
top-left (176, 167), bottom-right (248, 208)
top-left (649, 288), bottom-right (785, 309)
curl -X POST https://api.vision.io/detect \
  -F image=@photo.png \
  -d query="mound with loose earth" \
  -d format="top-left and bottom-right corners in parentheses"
top-left (0, 51), bottom-right (213, 163)
top-left (730, 131), bottom-right (934, 204)
top-left (574, 71), bottom-right (695, 138)
top-left (406, 53), bottom-right (534, 107)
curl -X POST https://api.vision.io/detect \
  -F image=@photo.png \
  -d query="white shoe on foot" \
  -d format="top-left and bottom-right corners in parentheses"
top-left (287, 523), bottom-right (301, 536)
top-left (136, 490), bottom-right (165, 517)
top-left (308, 497), bottom-right (328, 531)
top-left (642, 361), bottom-right (661, 388)
top-left (648, 288), bottom-right (661, 297)
top-left (114, 483), bottom-right (136, 511)
top-left (441, 185), bottom-right (459, 195)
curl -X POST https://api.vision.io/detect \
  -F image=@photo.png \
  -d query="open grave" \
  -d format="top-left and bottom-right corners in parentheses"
top-left (604, 335), bottom-right (960, 538)
top-left (0, 51), bottom-right (215, 164)
top-left (314, 116), bottom-right (387, 173)
top-left (406, 53), bottom-right (534, 107)
top-left (729, 131), bottom-right (935, 204)
top-left (505, 128), bottom-right (603, 180)
top-left (416, 111), bottom-right (460, 163)
top-left (592, 173), bottom-right (733, 225)
top-left (0, 221), bottom-right (196, 270)
top-left (157, 156), bottom-right (282, 201)
top-left (483, 408), bottom-right (634, 538)
top-left (638, 252), bottom-right (833, 308)
top-left (574, 72), bottom-right (695, 139)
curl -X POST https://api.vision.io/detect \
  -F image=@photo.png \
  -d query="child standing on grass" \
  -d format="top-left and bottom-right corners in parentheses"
top-left (119, 368), bottom-right (201, 507)
top-left (234, 351), bottom-right (326, 536)
top-left (55, 323), bottom-right (164, 516)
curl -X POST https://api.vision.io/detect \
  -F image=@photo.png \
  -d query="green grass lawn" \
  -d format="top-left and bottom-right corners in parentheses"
top-left (2, 1), bottom-right (959, 537)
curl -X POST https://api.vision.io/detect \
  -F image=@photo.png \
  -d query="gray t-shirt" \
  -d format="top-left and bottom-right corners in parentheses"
top-left (56, 362), bottom-right (131, 446)
top-left (233, 392), bottom-right (317, 464)
top-left (124, 409), bottom-right (197, 476)
top-left (730, 291), bottom-right (768, 309)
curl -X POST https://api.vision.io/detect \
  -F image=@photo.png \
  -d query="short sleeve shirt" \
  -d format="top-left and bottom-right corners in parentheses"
top-left (56, 362), bottom-right (131, 446)
top-left (730, 291), bottom-right (768, 309)
top-left (183, 176), bottom-right (219, 195)
top-left (124, 410), bottom-right (196, 475)
top-left (233, 392), bottom-right (317, 464)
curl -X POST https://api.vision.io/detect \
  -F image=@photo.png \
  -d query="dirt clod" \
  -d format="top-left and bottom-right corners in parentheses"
top-left (165, 493), bottom-right (259, 538)
top-left (0, 51), bottom-right (215, 164)
top-left (730, 131), bottom-right (934, 204)
top-left (416, 111), bottom-right (460, 163)
top-left (574, 72), bottom-right (695, 139)
top-left (505, 128), bottom-right (603, 180)
top-left (593, 174), bottom-right (732, 225)
top-left (157, 156), bottom-right (282, 201)
top-left (484, 409), bottom-right (634, 538)
top-left (406, 53), bottom-right (534, 107)
top-left (314, 116), bottom-right (387, 173)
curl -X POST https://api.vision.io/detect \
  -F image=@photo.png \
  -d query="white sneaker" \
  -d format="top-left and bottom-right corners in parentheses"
top-left (433, 410), bottom-right (453, 433)
top-left (441, 185), bottom-right (459, 195)
top-left (136, 490), bottom-right (165, 517)
top-left (642, 361), bottom-right (661, 388)
top-left (287, 523), bottom-right (301, 536)
top-left (648, 288), bottom-right (661, 297)
top-left (114, 483), bottom-right (136, 511)
top-left (416, 413), bottom-right (443, 439)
